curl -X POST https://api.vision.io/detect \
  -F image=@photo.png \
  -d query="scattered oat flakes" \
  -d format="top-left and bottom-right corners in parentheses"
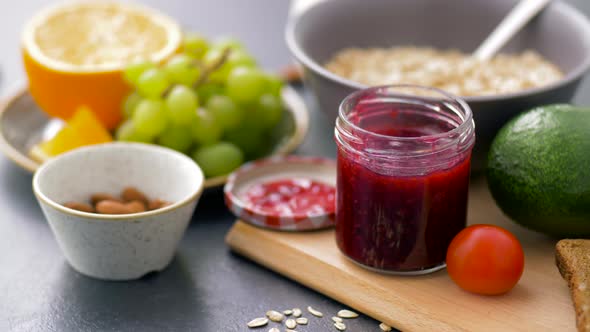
top-left (283, 309), bottom-right (293, 316)
top-left (337, 309), bottom-right (359, 318)
top-left (266, 310), bottom-right (283, 322)
top-left (334, 321), bottom-right (346, 331)
top-left (285, 318), bottom-right (297, 329)
top-left (307, 306), bottom-right (323, 317)
top-left (293, 308), bottom-right (302, 317)
top-left (247, 317), bottom-right (268, 328)
top-left (332, 316), bottom-right (343, 323)
top-left (295, 317), bottom-right (308, 325)
top-left (379, 322), bottom-right (393, 331)
top-left (268, 328), bottom-right (280, 332)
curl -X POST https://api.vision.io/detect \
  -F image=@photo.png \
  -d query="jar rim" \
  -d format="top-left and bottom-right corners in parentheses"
top-left (337, 84), bottom-right (474, 142)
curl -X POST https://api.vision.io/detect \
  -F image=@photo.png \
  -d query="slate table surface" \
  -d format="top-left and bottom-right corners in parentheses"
top-left (0, 0), bottom-right (588, 331)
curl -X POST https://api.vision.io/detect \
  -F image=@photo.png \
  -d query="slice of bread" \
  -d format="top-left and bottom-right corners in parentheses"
top-left (556, 239), bottom-right (590, 332)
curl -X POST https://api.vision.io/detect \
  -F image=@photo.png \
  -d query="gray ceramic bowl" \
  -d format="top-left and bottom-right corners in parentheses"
top-left (286, 0), bottom-right (590, 169)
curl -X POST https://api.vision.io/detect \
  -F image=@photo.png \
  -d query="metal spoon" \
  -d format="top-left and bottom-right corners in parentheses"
top-left (473, 0), bottom-right (552, 61)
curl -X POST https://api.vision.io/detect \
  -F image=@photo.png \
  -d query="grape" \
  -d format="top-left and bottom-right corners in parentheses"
top-left (237, 104), bottom-right (268, 132)
top-left (165, 85), bottom-right (199, 125)
top-left (226, 67), bottom-right (267, 105)
top-left (183, 32), bottom-right (209, 58)
top-left (203, 49), bottom-right (256, 83)
top-left (157, 126), bottom-right (193, 153)
top-left (256, 94), bottom-right (283, 129)
top-left (191, 109), bottom-right (222, 145)
top-left (224, 117), bottom-right (267, 159)
top-left (196, 83), bottom-right (224, 104)
top-left (268, 110), bottom-right (292, 145)
top-left (219, 50), bottom-right (257, 82)
top-left (266, 74), bottom-right (284, 97)
top-left (116, 120), bottom-right (152, 142)
top-left (207, 95), bottom-right (242, 130)
top-left (220, 50), bottom-right (257, 83)
top-left (136, 68), bottom-right (170, 98)
top-left (211, 37), bottom-right (244, 52)
top-left (132, 99), bottom-right (168, 138)
top-left (163, 54), bottom-right (201, 86)
top-left (192, 142), bottom-right (244, 178)
top-left (224, 129), bottom-right (266, 160)
top-left (123, 60), bottom-right (156, 85)
top-left (227, 50), bottom-right (256, 69)
top-left (122, 92), bottom-right (142, 118)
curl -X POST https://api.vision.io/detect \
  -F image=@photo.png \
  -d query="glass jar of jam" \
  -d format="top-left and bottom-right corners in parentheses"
top-left (334, 85), bottom-right (475, 275)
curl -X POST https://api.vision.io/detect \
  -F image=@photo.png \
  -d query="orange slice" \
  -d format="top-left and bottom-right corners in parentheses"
top-left (22, 2), bottom-right (181, 129)
top-left (31, 106), bottom-right (113, 162)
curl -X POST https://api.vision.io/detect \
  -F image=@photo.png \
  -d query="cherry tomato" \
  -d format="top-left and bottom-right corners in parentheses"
top-left (446, 224), bottom-right (524, 295)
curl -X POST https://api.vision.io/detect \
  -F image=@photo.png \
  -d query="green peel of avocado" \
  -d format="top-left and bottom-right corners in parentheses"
top-left (487, 104), bottom-right (590, 237)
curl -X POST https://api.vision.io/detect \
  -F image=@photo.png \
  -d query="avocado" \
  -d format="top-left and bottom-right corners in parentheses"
top-left (487, 104), bottom-right (590, 237)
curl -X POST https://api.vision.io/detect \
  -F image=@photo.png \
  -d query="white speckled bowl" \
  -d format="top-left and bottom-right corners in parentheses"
top-left (32, 143), bottom-right (204, 281)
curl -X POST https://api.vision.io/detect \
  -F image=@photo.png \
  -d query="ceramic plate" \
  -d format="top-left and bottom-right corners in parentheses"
top-left (0, 86), bottom-right (309, 188)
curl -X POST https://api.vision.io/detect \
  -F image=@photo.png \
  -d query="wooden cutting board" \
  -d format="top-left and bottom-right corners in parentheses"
top-left (225, 178), bottom-right (575, 331)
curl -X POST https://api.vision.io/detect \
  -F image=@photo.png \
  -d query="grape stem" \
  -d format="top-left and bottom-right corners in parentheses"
top-left (161, 85), bottom-right (175, 97)
top-left (160, 48), bottom-right (231, 98)
top-left (194, 47), bottom-right (231, 87)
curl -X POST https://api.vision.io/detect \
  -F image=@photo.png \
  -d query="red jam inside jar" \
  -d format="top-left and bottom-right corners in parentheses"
top-left (334, 85), bottom-right (475, 274)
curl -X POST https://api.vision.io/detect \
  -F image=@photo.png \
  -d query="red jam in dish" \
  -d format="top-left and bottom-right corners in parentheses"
top-left (336, 102), bottom-right (472, 273)
top-left (244, 178), bottom-right (336, 216)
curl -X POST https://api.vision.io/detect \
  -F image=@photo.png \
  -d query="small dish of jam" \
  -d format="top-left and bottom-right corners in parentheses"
top-left (224, 156), bottom-right (336, 231)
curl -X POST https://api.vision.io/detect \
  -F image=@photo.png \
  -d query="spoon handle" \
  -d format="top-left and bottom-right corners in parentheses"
top-left (473, 0), bottom-right (552, 61)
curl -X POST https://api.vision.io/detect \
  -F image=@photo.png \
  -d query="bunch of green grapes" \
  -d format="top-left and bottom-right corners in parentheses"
top-left (116, 33), bottom-right (285, 178)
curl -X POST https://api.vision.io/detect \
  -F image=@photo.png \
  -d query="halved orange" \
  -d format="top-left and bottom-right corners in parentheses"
top-left (22, 2), bottom-right (182, 129)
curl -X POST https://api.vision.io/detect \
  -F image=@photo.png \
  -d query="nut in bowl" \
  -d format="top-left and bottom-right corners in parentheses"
top-left (32, 143), bottom-right (204, 280)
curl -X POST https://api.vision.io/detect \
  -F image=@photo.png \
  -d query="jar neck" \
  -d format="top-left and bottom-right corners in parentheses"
top-left (334, 85), bottom-right (475, 173)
